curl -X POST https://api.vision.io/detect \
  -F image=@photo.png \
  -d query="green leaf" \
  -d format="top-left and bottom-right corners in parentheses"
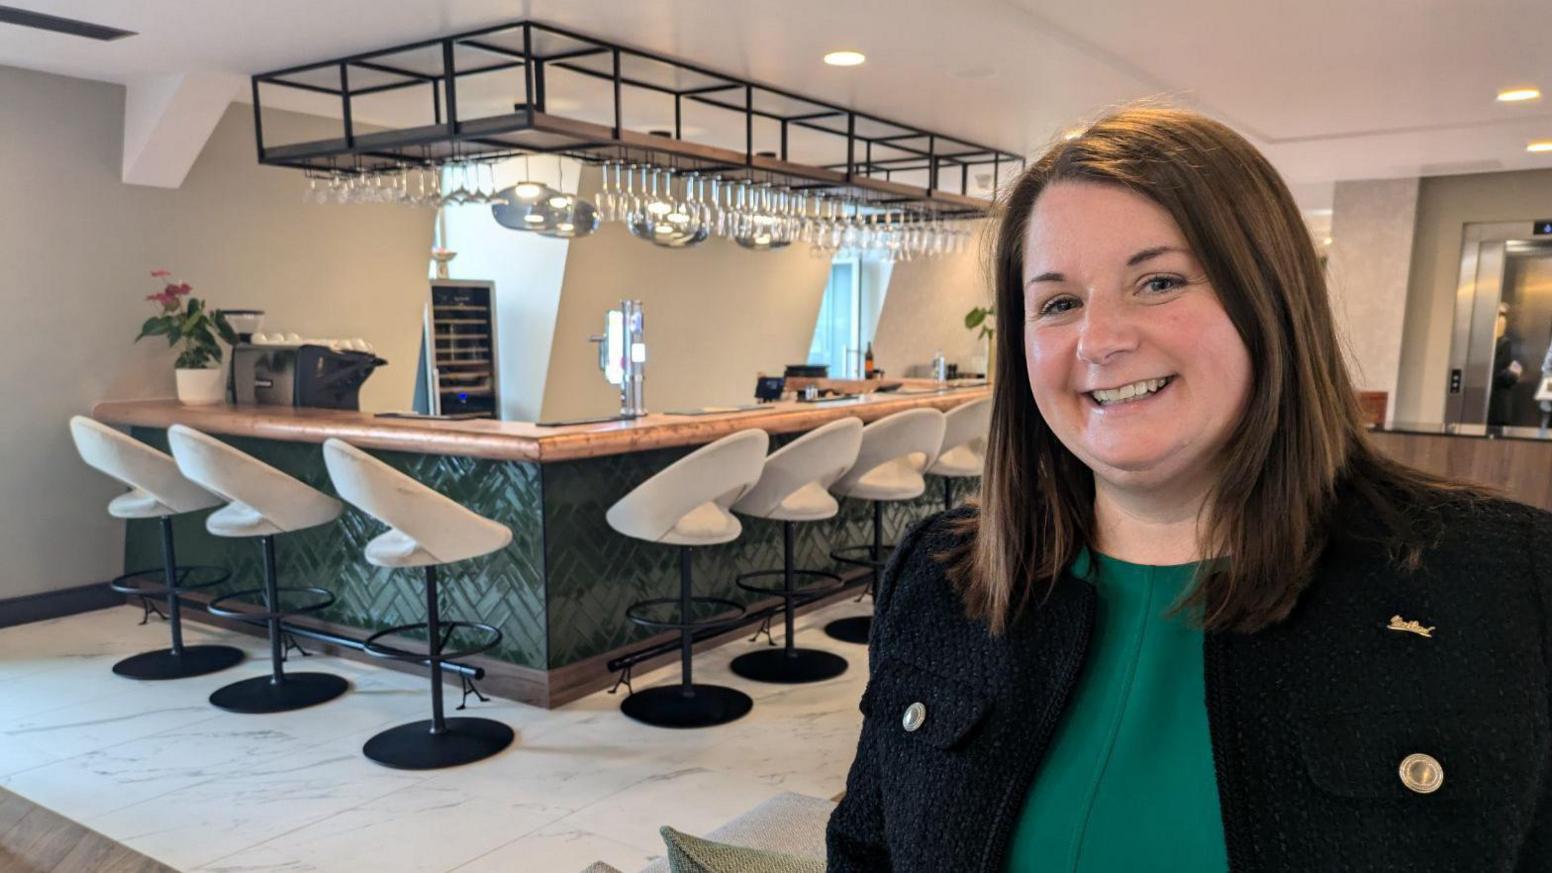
top-left (964, 308), bottom-right (986, 330)
top-left (135, 316), bottom-right (170, 342)
top-left (213, 312), bottom-right (238, 345)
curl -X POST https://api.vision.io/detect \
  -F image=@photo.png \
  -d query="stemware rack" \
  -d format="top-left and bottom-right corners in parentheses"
top-left (251, 20), bottom-right (1022, 218)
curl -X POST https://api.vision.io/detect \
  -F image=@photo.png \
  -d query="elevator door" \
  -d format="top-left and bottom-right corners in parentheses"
top-left (1494, 244), bottom-right (1552, 427)
top-left (1445, 222), bottom-right (1552, 426)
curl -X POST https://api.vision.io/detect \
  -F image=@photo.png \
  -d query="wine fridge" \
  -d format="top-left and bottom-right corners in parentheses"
top-left (418, 280), bottom-right (500, 417)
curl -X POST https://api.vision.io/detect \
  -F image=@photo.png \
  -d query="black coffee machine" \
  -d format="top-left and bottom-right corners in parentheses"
top-left (229, 344), bottom-right (387, 410)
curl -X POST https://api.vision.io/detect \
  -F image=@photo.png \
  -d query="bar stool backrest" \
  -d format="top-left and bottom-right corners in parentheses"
top-left (69, 416), bottom-right (221, 516)
top-left (832, 408), bottom-right (947, 496)
top-left (733, 417), bottom-right (863, 519)
top-left (939, 397), bottom-right (992, 457)
top-left (322, 438), bottom-right (512, 565)
top-left (167, 424), bottom-right (342, 534)
top-left (607, 428), bottom-right (770, 543)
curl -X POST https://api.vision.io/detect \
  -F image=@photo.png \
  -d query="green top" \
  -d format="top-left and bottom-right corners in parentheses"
top-left (1004, 551), bottom-right (1229, 872)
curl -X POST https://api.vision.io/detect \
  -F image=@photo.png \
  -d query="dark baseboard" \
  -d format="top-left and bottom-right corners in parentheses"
top-left (0, 582), bottom-right (126, 630)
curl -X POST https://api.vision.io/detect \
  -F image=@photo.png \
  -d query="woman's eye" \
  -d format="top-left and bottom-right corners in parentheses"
top-left (1141, 275), bottom-right (1184, 294)
top-left (1037, 296), bottom-right (1080, 317)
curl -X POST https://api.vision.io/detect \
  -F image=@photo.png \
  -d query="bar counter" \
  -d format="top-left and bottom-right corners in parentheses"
top-left (93, 386), bottom-right (988, 463)
top-left (93, 388), bottom-right (987, 707)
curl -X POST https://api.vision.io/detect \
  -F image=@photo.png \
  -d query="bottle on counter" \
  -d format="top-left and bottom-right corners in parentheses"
top-left (864, 341), bottom-right (876, 379)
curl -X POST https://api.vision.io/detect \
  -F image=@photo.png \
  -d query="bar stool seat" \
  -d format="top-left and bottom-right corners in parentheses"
top-left (169, 424), bottom-right (350, 715)
top-left (69, 416), bottom-right (245, 680)
top-left (607, 429), bottom-right (769, 729)
top-left (825, 408), bottom-right (946, 645)
top-left (729, 417), bottom-right (862, 685)
top-left (929, 444), bottom-right (983, 478)
top-left (323, 438), bottom-right (515, 770)
top-left (926, 397), bottom-right (991, 511)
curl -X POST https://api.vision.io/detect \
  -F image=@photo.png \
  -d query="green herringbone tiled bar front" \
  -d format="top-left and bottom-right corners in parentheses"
top-left (123, 427), bottom-right (967, 677)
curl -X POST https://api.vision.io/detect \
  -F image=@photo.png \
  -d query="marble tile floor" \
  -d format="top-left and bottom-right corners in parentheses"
top-left (0, 599), bottom-right (875, 873)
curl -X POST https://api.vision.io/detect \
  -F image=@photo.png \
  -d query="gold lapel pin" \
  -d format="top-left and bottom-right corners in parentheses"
top-left (1387, 614), bottom-right (1435, 638)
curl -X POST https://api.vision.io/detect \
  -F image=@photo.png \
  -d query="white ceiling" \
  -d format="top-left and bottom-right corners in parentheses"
top-left (4, 0), bottom-right (1552, 209)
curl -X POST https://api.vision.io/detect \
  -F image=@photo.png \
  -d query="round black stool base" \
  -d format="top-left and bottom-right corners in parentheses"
top-left (620, 684), bottom-right (753, 729)
top-left (730, 648), bottom-right (848, 684)
top-left (209, 672), bottom-right (349, 714)
top-left (825, 616), bottom-right (873, 644)
top-left (363, 717), bottom-right (514, 770)
top-left (112, 645), bottom-right (245, 680)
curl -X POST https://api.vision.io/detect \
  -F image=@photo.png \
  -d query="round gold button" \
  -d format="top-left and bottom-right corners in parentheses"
top-left (1399, 753), bottom-right (1443, 794)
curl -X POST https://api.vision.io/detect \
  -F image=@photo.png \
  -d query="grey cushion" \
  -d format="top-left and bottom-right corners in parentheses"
top-left (661, 827), bottom-right (825, 873)
top-left (582, 792), bottom-right (836, 873)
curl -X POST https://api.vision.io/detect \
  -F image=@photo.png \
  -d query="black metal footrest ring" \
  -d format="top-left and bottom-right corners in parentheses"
top-left (361, 621), bottom-right (503, 663)
top-left (625, 596), bottom-right (746, 633)
top-left (830, 543), bottom-right (898, 571)
top-left (109, 565), bottom-right (231, 597)
top-left (206, 585), bottom-right (336, 621)
top-left (733, 568), bottom-right (846, 600)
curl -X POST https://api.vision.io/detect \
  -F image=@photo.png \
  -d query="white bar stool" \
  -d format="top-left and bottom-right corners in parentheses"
top-left (323, 438), bottom-right (515, 770)
top-left (167, 424), bottom-right (350, 714)
top-left (728, 417), bottom-right (863, 684)
top-left (927, 397), bottom-right (992, 511)
top-left (606, 429), bottom-right (769, 729)
top-left (824, 407), bottom-right (946, 644)
top-left (68, 417), bottom-right (246, 680)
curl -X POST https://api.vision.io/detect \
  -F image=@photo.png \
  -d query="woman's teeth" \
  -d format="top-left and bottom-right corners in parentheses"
top-left (1089, 377), bottom-right (1171, 406)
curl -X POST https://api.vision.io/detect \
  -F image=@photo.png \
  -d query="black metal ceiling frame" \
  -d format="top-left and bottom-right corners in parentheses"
top-left (251, 19), bottom-right (1024, 211)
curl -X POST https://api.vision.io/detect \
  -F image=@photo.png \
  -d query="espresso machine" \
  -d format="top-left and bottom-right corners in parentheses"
top-left (589, 300), bottom-right (647, 419)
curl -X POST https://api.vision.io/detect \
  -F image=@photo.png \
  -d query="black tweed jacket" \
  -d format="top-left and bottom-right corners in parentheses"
top-left (827, 496), bottom-right (1552, 872)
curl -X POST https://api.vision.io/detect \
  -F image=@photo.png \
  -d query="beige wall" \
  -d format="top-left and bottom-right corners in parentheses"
top-left (0, 65), bottom-right (433, 598)
top-left (1397, 168), bottom-right (1552, 423)
top-left (1325, 178), bottom-right (1419, 422)
top-left (871, 221), bottom-right (994, 378)
top-left (539, 165), bottom-right (834, 418)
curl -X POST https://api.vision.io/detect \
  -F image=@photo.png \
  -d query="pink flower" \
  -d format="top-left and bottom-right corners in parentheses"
top-left (150, 269), bottom-right (171, 278)
top-left (168, 282), bottom-right (191, 296)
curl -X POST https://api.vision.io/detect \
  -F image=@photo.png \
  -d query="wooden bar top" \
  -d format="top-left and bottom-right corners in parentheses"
top-left (93, 387), bottom-right (990, 463)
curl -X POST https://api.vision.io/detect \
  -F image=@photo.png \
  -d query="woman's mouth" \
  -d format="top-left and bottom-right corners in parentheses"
top-left (1085, 376), bottom-right (1173, 407)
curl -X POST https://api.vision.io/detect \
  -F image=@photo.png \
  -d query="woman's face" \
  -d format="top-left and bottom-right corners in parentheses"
top-left (1021, 181), bottom-right (1253, 496)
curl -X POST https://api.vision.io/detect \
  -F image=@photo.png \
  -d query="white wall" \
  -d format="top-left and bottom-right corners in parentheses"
top-left (1325, 178), bottom-right (1420, 422)
top-left (440, 158), bottom-right (577, 421)
top-left (871, 221), bottom-right (995, 378)
top-left (0, 65), bottom-right (434, 598)
top-left (538, 165), bottom-right (834, 419)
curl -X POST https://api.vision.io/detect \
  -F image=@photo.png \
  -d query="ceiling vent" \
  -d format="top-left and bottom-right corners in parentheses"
top-left (0, 5), bottom-right (136, 40)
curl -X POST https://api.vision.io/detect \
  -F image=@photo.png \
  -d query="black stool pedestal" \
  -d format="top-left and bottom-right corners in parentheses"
top-left (207, 534), bottom-right (347, 714)
top-left (110, 516), bottom-right (244, 680)
top-left (362, 564), bottom-right (513, 770)
top-left (825, 500), bottom-right (893, 646)
top-left (730, 520), bottom-right (848, 684)
top-left (622, 546), bottom-right (752, 729)
top-left (364, 717), bottom-right (514, 771)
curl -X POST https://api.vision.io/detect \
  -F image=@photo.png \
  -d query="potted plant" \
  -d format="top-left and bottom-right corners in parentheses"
top-left (964, 305), bottom-right (996, 380)
top-left (135, 270), bottom-right (237, 405)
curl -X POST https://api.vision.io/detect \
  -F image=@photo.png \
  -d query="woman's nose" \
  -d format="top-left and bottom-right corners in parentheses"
top-left (1075, 303), bottom-right (1140, 365)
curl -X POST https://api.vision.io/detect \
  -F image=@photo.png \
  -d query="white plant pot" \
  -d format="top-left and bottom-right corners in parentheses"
top-left (175, 368), bottom-right (226, 406)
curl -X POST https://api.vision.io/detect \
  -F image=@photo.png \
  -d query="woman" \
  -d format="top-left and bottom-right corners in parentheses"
top-left (826, 107), bottom-right (1551, 872)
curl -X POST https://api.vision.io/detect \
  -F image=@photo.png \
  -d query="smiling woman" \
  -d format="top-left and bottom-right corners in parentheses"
top-left (826, 106), bottom-right (1552, 872)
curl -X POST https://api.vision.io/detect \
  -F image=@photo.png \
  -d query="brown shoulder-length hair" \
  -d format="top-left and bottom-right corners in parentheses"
top-left (949, 105), bottom-right (1466, 635)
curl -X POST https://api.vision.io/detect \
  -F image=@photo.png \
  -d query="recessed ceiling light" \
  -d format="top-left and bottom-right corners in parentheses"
top-left (1528, 140), bottom-right (1552, 153)
top-left (1498, 87), bottom-right (1541, 103)
top-left (824, 50), bottom-right (866, 67)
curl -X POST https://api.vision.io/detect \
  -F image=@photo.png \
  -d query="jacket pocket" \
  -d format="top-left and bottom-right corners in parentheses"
top-left (1297, 704), bottom-right (1543, 804)
top-left (864, 657), bottom-right (993, 751)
